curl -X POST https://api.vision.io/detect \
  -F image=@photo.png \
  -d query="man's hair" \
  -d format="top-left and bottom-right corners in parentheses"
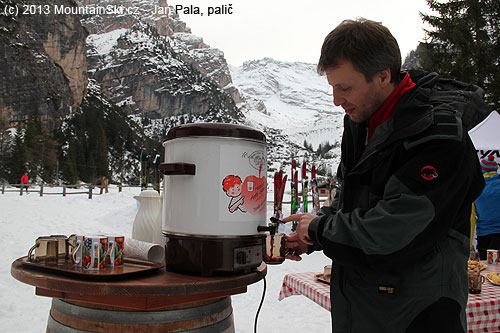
top-left (317, 18), bottom-right (401, 83)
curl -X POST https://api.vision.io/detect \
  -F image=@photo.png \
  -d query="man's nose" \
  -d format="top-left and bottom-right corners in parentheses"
top-left (332, 91), bottom-right (344, 106)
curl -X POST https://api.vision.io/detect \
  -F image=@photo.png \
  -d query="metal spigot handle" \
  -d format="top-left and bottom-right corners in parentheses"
top-left (257, 224), bottom-right (277, 235)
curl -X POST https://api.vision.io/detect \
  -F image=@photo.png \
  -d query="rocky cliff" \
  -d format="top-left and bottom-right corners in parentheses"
top-left (78, 0), bottom-right (242, 118)
top-left (86, 23), bottom-right (241, 123)
top-left (0, 0), bottom-right (88, 127)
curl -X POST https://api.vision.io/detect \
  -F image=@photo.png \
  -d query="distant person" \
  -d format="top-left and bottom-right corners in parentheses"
top-left (282, 18), bottom-right (485, 332)
top-left (100, 176), bottom-right (109, 194)
top-left (20, 173), bottom-right (29, 194)
top-left (472, 155), bottom-right (500, 259)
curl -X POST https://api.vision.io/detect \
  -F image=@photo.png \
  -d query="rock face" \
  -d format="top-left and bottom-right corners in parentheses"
top-left (172, 32), bottom-right (243, 104)
top-left (78, 0), bottom-right (243, 116)
top-left (78, 0), bottom-right (180, 36)
top-left (86, 25), bottom-right (241, 120)
top-left (0, 0), bottom-right (88, 126)
top-left (1, 0), bottom-right (243, 128)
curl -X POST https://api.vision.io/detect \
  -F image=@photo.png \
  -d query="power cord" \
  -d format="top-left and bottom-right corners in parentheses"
top-left (254, 276), bottom-right (267, 333)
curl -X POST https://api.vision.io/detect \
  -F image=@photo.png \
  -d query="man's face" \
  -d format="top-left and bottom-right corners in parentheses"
top-left (325, 60), bottom-right (390, 123)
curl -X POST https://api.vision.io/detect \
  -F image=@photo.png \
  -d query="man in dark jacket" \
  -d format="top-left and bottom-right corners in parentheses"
top-left (282, 18), bottom-right (486, 332)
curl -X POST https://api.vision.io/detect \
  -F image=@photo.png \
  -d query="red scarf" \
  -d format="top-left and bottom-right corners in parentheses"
top-left (367, 72), bottom-right (415, 142)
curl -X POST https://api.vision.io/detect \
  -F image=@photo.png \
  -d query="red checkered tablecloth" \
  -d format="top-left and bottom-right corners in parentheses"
top-left (279, 263), bottom-right (500, 332)
top-left (279, 272), bottom-right (331, 311)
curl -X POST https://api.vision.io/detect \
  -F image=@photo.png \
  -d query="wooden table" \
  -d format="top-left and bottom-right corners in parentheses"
top-left (11, 257), bottom-right (266, 332)
top-left (279, 263), bottom-right (500, 333)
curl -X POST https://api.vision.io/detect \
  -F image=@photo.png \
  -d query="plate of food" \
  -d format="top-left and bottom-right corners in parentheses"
top-left (468, 260), bottom-right (487, 271)
top-left (486, 272), bottom-right (500, 286)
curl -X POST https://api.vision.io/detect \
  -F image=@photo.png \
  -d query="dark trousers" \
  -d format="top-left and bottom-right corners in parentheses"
top-left (477, 233), bottom-right (500, 260)
top-left (405, 297), bottom-right (465, 333)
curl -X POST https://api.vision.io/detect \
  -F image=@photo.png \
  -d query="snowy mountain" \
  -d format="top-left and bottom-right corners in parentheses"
top-left (231, 57), bottom-right (345, 175)
top-left (82, 1), bottom-right (345, 177)
top-left (1, 0), bottom-right (345, 184)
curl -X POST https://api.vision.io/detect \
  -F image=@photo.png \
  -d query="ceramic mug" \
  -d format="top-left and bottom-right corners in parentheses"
top-left (27, 236), bottom-right (59, 263)
top-left (50, 234), bottom-right (69, 259)
top-left (106, 236), bottom-right (125, 267)
top-left (82, 236), bottom-right (107, 270)
top-left (68, 234), bottom-right (84, 266)
top-left (487, 249), bottom-right (499, 264)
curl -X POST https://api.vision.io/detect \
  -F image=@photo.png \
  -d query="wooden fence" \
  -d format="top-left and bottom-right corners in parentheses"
top-left (2, 182), bottom-right (334, 204)
top-left (1, 183), bottom-right (130, 199)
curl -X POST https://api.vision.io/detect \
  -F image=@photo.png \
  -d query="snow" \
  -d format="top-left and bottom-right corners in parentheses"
top-left (173, 32), bottom-right (204, 46)
top-left (230, 57), bottom-right (345, 151)
top-left (1, 185), bottom-right (332, 332)
top-left (87, 28), bottom-right (129, 55)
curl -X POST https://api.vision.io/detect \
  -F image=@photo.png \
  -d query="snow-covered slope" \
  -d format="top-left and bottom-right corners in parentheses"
top-left (231, 58), bottom-right (345, 152)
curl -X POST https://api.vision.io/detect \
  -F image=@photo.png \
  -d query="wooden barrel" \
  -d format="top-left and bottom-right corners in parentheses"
top-left (46, 297), bottom-right (235, 332)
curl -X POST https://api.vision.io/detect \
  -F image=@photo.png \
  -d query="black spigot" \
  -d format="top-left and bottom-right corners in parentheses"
top-left (257, 224), bottom-right (277, 235)
top-left (257, 217), bottom-right (284, 236)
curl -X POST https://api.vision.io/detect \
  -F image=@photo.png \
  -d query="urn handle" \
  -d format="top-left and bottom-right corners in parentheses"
top-left (159, 162), bottom-right (196, 175)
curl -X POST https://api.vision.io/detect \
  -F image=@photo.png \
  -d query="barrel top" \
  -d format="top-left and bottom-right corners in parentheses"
top-left (11, 257), bottom-right (266, 309)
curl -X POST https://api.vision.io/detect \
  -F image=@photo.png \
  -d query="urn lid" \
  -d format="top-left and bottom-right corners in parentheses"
top-left (163, 123), bottom-right (266, 144)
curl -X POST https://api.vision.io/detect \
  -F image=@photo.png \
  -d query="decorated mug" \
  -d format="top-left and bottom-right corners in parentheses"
top-left (82, 236), bottom-right (107, 270)
top-left (487, 249), bottom-right (499, 265)
top-left (106, 235), bottom-right (125, 267)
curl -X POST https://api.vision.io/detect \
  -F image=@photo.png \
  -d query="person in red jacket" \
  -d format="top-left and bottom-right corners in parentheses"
top-left (20, 173), bottom-right (29, 194)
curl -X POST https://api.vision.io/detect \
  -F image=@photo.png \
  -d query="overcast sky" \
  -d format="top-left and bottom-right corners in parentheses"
top-left (168, 0), bottom-right (432, 66)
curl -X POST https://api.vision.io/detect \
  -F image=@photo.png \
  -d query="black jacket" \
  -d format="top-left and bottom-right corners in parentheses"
top-left (308, 71), bottom-right (486, 332)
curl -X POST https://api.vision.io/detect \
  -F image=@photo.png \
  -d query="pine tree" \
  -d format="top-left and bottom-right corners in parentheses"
top-left (6, 123), bottom-right (27, 183)
top-left (57, 89), bottom-right (156, 185)
top-left (416, 0), bottom-right (500, 111)
top-left (61, 139), bottom-right (79, 184)
top-left (0, 116), bottom-right (12, 180)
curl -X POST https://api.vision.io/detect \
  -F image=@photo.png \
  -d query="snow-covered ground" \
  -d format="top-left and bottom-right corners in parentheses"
top-left (0, 185), bottom-right (332, 332)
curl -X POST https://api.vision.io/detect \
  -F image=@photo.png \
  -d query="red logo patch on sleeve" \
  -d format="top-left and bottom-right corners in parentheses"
top-left (420, 165), bottom-right (438, 181)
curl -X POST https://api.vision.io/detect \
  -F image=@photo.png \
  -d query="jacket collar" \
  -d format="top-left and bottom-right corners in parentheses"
top-left (348, 72), bottom-right (435, 174)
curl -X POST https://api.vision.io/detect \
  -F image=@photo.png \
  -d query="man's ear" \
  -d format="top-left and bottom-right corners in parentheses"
top-left (377, 69), bottom-right (392, 87)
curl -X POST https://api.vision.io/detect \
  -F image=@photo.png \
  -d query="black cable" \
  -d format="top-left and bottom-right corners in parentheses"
top-left (254, 276), bottom-right (267, 333)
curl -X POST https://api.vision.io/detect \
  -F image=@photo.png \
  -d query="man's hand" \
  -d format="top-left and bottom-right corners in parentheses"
top-left (281, 213), bottom-right (318, 261)
top-left (284, 232), bottom-right (310, 261)
top-left (281, 213), bottom-right (317, 245)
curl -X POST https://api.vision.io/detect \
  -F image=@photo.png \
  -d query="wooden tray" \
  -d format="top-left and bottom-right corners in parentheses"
top-left (19, 256), bottom-right (164, 281)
